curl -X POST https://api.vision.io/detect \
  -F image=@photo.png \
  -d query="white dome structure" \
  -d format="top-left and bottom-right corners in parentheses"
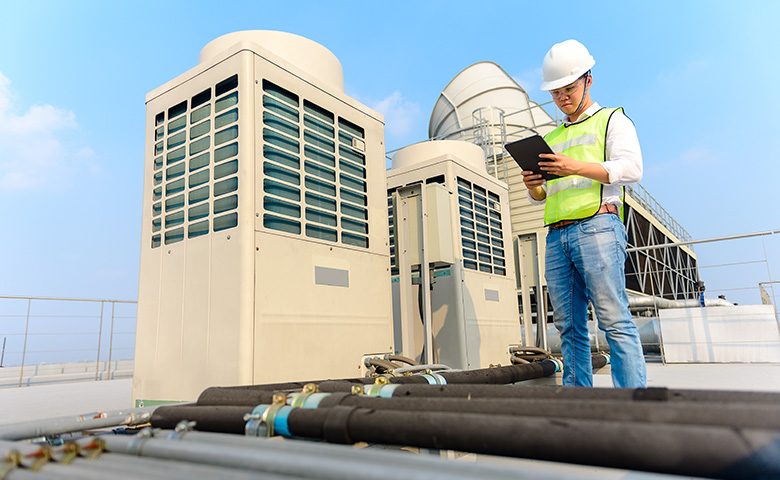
top-left (200, 30), bottom-right (344, 93)
top-left (429, 61), bottom-right (556, 151)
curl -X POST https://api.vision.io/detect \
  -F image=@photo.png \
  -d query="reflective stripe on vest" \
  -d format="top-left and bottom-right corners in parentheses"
top-left (542, 107), bottom-right (623, 225)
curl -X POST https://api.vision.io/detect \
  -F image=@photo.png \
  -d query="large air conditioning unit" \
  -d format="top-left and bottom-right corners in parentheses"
top-left (134, 31), bottom-right (393, 405)
top-left (387, 140), bottom-right (520, 369)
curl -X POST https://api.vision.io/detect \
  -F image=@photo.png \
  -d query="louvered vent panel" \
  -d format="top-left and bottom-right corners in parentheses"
top-left (150, 74), bottom-right (240, 248)
top-left (261, 79), bottom-right (369, 249)
top-left (456, 177), bottom-right (506, 276)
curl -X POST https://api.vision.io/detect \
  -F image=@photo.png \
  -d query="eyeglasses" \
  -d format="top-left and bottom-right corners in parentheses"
top-left (550, 78), bottom-right (584, 99)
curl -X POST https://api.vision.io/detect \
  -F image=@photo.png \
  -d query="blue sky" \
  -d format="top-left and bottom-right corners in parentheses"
top-left (1, 0), bottom-right (779, 306)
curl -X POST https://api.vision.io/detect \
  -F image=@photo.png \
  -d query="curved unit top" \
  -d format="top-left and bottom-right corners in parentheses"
top-left (200, 30), bottom-right (344, 93)
top-left (391, 140), bottom-right (486, 173)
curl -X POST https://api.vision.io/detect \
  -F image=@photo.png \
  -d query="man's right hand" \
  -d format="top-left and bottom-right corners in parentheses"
top-left (521, 170), bottom-right (546, 200)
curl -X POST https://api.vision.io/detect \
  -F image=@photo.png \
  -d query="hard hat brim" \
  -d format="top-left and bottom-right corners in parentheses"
top-left (539, 62), bottom-right (595, 91)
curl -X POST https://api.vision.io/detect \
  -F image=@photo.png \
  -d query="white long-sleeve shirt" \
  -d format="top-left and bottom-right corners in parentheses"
top-left (528, 102), bottom-right (642, 206)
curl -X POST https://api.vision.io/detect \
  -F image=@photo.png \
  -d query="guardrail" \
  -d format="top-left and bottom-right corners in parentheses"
top-left (0, 296), bottom-right (137, 387)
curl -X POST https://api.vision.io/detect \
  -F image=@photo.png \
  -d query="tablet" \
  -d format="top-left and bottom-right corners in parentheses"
top-left (504, 135), bottom-right (561, 181)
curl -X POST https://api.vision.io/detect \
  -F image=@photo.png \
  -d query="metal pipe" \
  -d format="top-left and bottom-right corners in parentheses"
top-left (168, 429), bottom-right (639, 480)
top-left (0, 440), bottom-right (47, 470)
top-left (76, 453), bottom-right (277, 480)
top-left (363, 358), bottom-right (397, 373)
top-left (0, 408), bottom-right (154, 441)
top-left (0, 295), bottom-right (136, 304)
top-left (392, 363), bottom-right (451, 374)
top-left (6, 470), bottom-right (64, 480)
top-left (107, 301), bottom-right (115, 380)
top-left (543, 318), bottom-right (660, 355)
top-left (161, 429), bottom-right (649, 480)
top-left (31, 462), bottom-right (142, 480)
top-left (628, 295), bottom-right (734, 309)
top-left (100, 432), bottom-right (551, 480)
top-left (18, 299), bottom-right (32, 387)
top-left (418, 188), bottom-right (434, 365)
top-left (94, 301), bottom-right (104, 381)
top-left (626, 229), bottom-right (780, 253)
top-left (383, 354), bottom-right (416, 366)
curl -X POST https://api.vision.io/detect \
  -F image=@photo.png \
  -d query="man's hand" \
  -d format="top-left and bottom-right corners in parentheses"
top-left (521, 170), bottom-right (546, 200)
top-left (538, 153), bottom-right (611, 183)
top-left (538, 153), bottom-right (582, 177)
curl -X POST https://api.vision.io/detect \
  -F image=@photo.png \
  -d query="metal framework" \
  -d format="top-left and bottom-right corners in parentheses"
top-left (623, 201), bottom-right (699, 300)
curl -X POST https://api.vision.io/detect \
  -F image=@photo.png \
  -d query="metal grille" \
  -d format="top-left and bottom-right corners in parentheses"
top-left (150, 74), bottom-right (240, 248)
top-left (387, 190), bottom-right (396, 274)
top-left (260, 79), bottom-right (369, 248)
top-left (456, 177), bottom-right (506, 275)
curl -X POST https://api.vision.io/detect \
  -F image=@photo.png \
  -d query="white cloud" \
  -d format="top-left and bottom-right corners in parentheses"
top-left (0, 71), bottom-right (91, 191)
top-left (368, 91), bottom-right (422, 138)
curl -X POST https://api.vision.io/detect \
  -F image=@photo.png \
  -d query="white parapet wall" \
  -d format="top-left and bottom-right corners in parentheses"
top-left (659, 305), bottom-right (780, 363)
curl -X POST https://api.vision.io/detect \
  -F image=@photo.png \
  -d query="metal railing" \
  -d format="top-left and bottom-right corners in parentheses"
top-left (0, 295), bottom-right (137, 387)
top-left (626, 183), bottom-right (692, 242)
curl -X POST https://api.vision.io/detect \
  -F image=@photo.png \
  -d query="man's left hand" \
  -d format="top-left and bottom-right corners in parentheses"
top-left (538, 153), bottom-right (582, 177)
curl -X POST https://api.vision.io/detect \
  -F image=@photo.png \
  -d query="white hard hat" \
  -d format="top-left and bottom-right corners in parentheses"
top-left (540, 39), bottom-right (596, 91)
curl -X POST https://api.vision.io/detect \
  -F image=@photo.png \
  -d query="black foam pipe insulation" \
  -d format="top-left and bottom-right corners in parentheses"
top-left (314, 392), bottom-right (780, 430)
top-left (282, 406), bottom-right (780, 480)
top-left (198, 360), bottom-right (557, 406)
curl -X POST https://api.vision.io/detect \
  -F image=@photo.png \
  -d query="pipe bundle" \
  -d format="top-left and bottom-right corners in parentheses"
top-left (149, 358), bottom-right (780, 479)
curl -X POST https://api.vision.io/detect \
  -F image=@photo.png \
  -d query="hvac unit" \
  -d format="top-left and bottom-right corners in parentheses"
top-left (134, 31), bottom-right (393, 405)
top-left (388, 140), bottom-right (520, 369)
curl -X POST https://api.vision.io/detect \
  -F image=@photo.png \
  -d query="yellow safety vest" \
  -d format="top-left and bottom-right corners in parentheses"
top-left (542, 107), bottom-right (625, 225)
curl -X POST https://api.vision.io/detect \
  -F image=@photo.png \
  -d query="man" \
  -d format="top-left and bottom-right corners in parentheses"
top-left (521, 39), bottom-right (646, 388)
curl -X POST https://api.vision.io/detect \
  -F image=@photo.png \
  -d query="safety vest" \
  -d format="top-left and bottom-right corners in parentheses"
top-left (542, 107), bottom-right (624, 225)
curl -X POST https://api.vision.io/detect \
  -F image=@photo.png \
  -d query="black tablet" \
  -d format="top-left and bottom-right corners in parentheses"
top-left (504, 135), bottom-right (561, 181)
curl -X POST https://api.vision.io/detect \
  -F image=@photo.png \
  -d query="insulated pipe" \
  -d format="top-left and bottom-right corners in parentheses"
top-left (197, 388), bottom-right (282, 406)
top-left (340, 383), bottom-right (780, 404)
top-left (400, 359), bottom-right (556, 385)
top-left (0, 408), bottom-right (154, 441)
top-left (152, 392), bottom-right (780, 435)
top-left (279, 406), bottom-right (780, 479)
top-left (313, 393), bottom-right (780, 430)
top-left (152, 406), bottom-right (252, 434)
top-left (198, 361), bottom-right (558, 406)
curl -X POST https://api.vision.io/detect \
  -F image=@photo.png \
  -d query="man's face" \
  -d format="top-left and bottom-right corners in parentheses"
top-left (550, 76), bottom-right (587, 116)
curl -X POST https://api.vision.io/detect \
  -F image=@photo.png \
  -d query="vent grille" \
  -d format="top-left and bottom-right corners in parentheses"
top-left (388, 190), bottom-right (396, 274)
top-left (150, 74), bottom-right (240, 248)
top-left (456, 177), bottom-right (506, 275)
top-left (260, 79), bottom-right (369, 248)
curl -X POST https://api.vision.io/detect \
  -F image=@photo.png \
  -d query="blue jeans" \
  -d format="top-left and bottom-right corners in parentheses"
top-left (545, 213), bottom-right (646, 388)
